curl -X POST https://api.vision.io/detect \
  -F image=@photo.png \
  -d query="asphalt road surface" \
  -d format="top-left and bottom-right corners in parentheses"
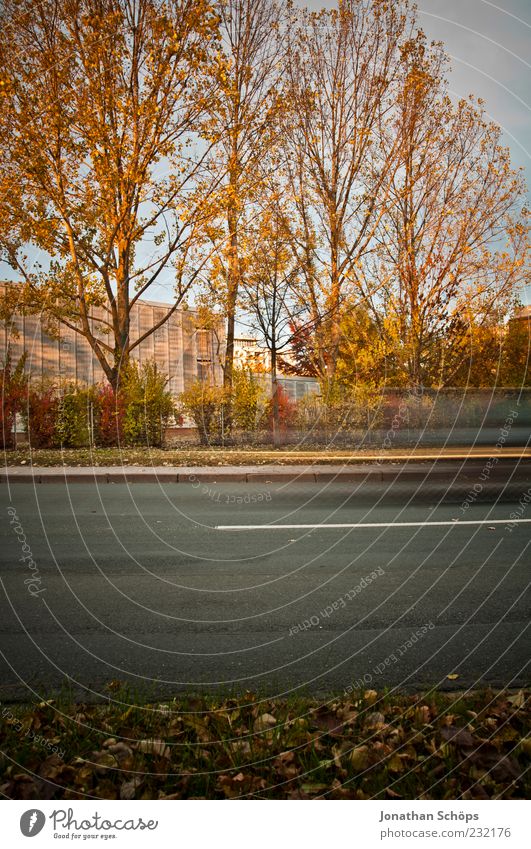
top-left (1, 478), bottom-right (530, 700)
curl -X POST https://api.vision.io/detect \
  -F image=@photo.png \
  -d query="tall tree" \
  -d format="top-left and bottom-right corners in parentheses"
top-left (448, 310), bottom-right (531, 388)
top-left (282, 0), bottom-right (412, 392)
top-left (241, 195), bottom-right (303, 439)
top-left (361, 33), bottom-right (529, 388)
top-left (334, 302), bottom-right (394, 387)
top-left (499, 314), bottom-right (531, 387)
top-left (203, 0), bottom-right (285, 407)
top-left (0, 0), bottom-right (219, 389)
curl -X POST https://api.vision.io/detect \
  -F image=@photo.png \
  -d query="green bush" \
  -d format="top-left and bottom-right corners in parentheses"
top-left (22, 361), bottom-right (174, 449)
top-left (178, 380), bottom-right (226, 445)
top-left (56, 385), bottom-right (93, 448)
top-left (24, 381), bottom-right (92, 448)
top-left (179, 371), bottom-right (266, 443)
top-left (232, 369), bottom-right (265, 432)
top-left (121, 361), bottom-right (174, 447)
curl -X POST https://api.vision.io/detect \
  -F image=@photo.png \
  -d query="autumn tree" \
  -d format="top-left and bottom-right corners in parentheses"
top-left (203, 0), bottom-right (286, 407)
top-left (241, 195), bottom-right (303, 439)
top-left (360, 33), bottom-right (529, 388)
top-left (499, 314), bottom-right (531, 386)
top-left (334, 303), bottom-right (395, 387)
top-left (281, 0), bottom-right (412, 393)
top-left (276, 321), bottom-right (320, 379)
top-left (449, 310), bottom-right (531, 388)
top-left (0, 0), bottom-right (220, 390)
top-left (434, 309), bottom-right (504, 388)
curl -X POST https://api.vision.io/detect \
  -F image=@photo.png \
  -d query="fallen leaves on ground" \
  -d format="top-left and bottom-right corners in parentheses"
top-left (5, 447), bottom-right (452, 468)
top-left (0, 688), bottom-right (529, 800)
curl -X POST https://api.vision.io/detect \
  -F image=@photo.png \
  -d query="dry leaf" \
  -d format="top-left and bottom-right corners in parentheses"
top-left (120, 777), bottom-right (143, 800)
top-left (135, 739), bottom-right (170, 759)
top-left (507, 691), bottom-right (525, 708)
top-left (364, 711), bottom-right (386, 728)
top-left (254, 713), bottom-right (276, 731)
top-left (387, 754), bottom-right (405, 773)
top-left (440, 726), bottom-right (476, 748)
top-left (349, 745), bottom-right (369, 771)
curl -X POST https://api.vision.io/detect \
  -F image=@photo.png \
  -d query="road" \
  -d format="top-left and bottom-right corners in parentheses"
top-left (1, 476), bottom-right (530, 700)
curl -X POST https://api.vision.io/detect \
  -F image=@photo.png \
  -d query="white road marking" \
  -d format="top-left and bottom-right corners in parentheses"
top-left (216, 518), bottom-right (531, 531)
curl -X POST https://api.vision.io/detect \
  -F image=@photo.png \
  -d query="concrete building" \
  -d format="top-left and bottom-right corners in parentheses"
top-left (1, 288), bottom-right (222, 397)
top-left (233, 336), bottom-right (320, 400)
top-left (1, 284), bottom-right (317, 402)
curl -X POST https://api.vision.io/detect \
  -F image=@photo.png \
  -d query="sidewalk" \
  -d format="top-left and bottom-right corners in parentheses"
top-left (2, 457), bottom-right (531, 484)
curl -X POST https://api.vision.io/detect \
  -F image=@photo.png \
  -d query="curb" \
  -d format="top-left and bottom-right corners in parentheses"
top-left (2, 460), bottom-right (531, 484)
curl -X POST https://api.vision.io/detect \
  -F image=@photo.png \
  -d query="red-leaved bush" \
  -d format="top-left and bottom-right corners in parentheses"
top-left (263, 384), bottom-right (297, 432)
top-left (12, 359), bottom-right (174, 449)
top-left (94, 384), bottom-right (126, 447)
top-left (25, 385), bottom-right (59, 448)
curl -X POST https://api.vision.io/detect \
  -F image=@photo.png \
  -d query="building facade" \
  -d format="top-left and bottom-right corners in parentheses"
top-left (233, 336), bottom-right (319, 400)
top-left (1, 284), bottom-right (319, 402)
top-left (1, 288), bottom-right (221, 397)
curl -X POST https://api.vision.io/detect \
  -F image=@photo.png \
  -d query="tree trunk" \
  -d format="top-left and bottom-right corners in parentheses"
top-left (271, 343), bottom-right (280, 446)
top-left (114, 252), bottom-right (131, 389)
top-left (223, 169), bottom-right (240, 431)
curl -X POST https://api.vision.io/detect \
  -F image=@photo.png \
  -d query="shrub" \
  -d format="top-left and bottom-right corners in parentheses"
top-left (262, 384), bottom-right (297, 432)
top-left (295, 393), bottom-right (322, 432)
top-left (121, 361), bottom-right (174, 447)
top-left (24, 384), bottom-right (59, 448)
top-left (178, 380), bottom-right (226, 445)
top-left (348, 384), bottom-right (384, 430)
top-left (55, 385), bottom-right (92, 448)
top-left (24, 383), bottom-right (93, 448)
top-left (232, 368), bottom-right (265, 432)
top-left (0, 352), bottom-right (27, 448)
top-left (21, 362), bottom-right (173, 450)
top-left (94, 383), bottom-right (126, 447)
top-left (399, 393), bottom-right (435, 429)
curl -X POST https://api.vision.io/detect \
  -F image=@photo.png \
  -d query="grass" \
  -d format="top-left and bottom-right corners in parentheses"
top-left (3, 445), bottom-right (408, 467)
top-left (1, 686), bottom-right (529, 799)
top-left (5, 444), bottom-right (530, 467)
